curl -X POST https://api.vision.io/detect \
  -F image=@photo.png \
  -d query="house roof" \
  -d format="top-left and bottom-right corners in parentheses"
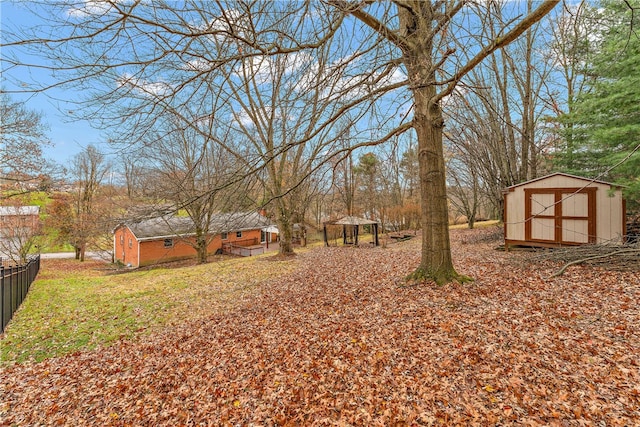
top-left (0, 206), bottom-right (40, 216)
top-left (126, 216), bottom-right (194, 240)
top-left (327, 216), bottom-right (379, 226)
top-left (504, 172), bottom-right (621, 191)
top-left (122, 211), bottom-right (276, 241)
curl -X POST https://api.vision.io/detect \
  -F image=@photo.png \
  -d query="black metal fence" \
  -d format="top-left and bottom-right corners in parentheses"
top-left (1, 255), bottom-right (40, 333)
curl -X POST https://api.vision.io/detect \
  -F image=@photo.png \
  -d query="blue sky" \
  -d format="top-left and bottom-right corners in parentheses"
top-left (1, 2), bottom-right (107, 168)
top-left (1, 0), bottom-right (409, 170)
top-left (2, 1), bottom-right (570, 170)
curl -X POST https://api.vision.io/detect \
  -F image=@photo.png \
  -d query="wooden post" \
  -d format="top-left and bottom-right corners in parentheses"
top-left (323, 224), bottom-right (329, 247)
top-left (374, 223), bottom-right (379, 246)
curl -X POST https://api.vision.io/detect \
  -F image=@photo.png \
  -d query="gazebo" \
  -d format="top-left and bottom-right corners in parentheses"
top-left (323, 216), bottom-right (380, 247)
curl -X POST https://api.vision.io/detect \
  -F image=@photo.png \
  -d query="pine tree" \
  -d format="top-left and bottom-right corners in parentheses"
top-left (561, 1), bottom-right (640, 206)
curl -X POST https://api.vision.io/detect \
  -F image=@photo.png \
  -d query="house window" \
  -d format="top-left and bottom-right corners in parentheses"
top-left (236, 231), bottom-right (242, 238)
top-left (164, 238), bottom-right (174, 248)
top-left (120, 235), bottom-right (124, 244)
top-left (128, 238), bottom-right (132, 248)
top-left (221, 232), bottom-right (228, 240)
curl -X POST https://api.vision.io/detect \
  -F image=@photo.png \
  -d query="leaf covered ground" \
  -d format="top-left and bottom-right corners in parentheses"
top-left (1, 255), bottom-right (296, 364)
top-left (1, 229), bottom-right (639, 426)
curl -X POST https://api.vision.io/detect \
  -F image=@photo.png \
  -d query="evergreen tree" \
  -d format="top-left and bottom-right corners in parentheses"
top-left (560, 1), bottom-right (640, 206)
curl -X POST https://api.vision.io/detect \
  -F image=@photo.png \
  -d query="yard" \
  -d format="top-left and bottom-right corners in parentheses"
top-left (1, 227), bottom-right (638, 425)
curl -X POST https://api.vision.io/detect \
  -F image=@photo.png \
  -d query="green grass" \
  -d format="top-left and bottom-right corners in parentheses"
top-left (45, 244), bottom-right (76, 253)
top-left (2, 190), bottom-right (72, 253)
top-left (1, 254), bottom-right (298, 365)
top-left (1, 190), bottom-right (50, 208)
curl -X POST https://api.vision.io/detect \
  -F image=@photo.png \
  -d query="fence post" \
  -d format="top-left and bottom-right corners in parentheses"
top-left (1, 265), bottom-right (5, 333)
top-left (10, 266), bottom-right (16, 323)
top-left (20, 263), bottom-right (26, 302)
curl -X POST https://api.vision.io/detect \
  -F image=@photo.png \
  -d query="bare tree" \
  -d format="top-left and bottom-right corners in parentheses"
top-left (0, 205), bottom-right (41, 264)
top-left (354, 152), bottom-right (381, 219)
top-left (398, 140), bottom-right (419, 203)
top-left (70, 145), bottom-right (110, 261)
top-left (2, 0), bottom-right (559, 282)
top-left (139, 115), bottom-right (253, 264)
top-left (218, 28), bottom-right (370, 255)
top-left (338, 1), bottom-right (559, 283)
top-left (44, 192), bottom-right (74, 251)
top-left (120, 155), bottom-right (146, 200)
top-left (443, 0), bottom-right (558, 221)
top-left (0, 92), bottom-right (53, 193)
top-left (331, 131), bottom-right (358, 218)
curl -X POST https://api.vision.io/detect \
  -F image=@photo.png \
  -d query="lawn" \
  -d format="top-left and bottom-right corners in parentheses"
top-left (1, 228), bottom-right (638, 425)
top-left (1, 254), bottom-right (298, 364)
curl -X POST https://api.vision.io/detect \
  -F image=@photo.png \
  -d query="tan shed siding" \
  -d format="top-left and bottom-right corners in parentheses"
top-left (563, 219), bottom-right (589, 243)
top-left (560, 190), bottom-right (593, 244)
top-left (505, 174), bottom-right (626, 248)
top-left (595, 188), bottom-right (624, 244)
top-left (531, 193), bottom-right (555, 216)
top-left (562, 193), bottom-right (588, 217)
top-left (525, 175), bottom-right (590, 189)
top-left (531, 218), bottom-right (555, 241)
top-left (505, 188), bottom-right (525, 241)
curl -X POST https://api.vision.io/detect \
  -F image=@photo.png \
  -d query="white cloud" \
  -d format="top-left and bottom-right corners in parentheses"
top-left (67, 0), bottom-right (123, 17)
top-left (233, 109), bottom-right (254, 128)
top-left (184, 58), bottom-right (212, 72)
top-left (232, 104), bottom-right (292, 130)
top-left (387, 67), bottom-right (406, 85)
top-left (198, 9), bottom-right (242, 32)
top-left (117, 72), bottom-right (173, 97)
top-left (231, 56), bottom-right (274, 85)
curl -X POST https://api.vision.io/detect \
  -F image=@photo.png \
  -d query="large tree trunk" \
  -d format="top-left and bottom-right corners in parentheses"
top-left (408, 87), bottom-right (463, 284)
top-left (196, 234), bottom-right (208, 264)
top-left (276, 201), bottom-right (295, 256)
top-left (398, 3), bottom-right (469, 285)
top-left (277, 216), bottom-right (294, 255)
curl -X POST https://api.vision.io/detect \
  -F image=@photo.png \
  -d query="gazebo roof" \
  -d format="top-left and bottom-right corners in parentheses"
top-left (323, 215), bottom-right (380, 247)
top-left (328, 216), bottom-right (378, 226)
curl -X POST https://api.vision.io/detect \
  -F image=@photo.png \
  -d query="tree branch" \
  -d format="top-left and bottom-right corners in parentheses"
top-left (434, 0), bottom-right (560, 103)
top-left (329, 0), bottom-right (408, 49)
top-left (546, 249), bottom-right (640, 279)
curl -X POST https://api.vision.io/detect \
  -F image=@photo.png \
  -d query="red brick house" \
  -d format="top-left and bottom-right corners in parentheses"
top-left (113, 211), bottom-right (278, 268)
top-left (0, 206), bottom-right (41, 238)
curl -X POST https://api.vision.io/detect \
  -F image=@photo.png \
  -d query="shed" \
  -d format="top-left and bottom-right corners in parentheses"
top-left (503, 173), bottom-right (626, 249)
top-left (323, 216), bottom-right (379, 247)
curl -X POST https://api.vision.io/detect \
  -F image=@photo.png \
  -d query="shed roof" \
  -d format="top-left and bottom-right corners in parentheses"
top-left (328, 216), bottom-right (378, 226)
top-left (505, 172), bottom-right (620, 191)
top-left (123, 211), bottom-right (276, 241)
top-left (0, 206), bottom-right (40, 216)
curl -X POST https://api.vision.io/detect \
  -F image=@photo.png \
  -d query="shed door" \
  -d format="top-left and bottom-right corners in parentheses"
top-left (525, 188), bottom-right (596, 245)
